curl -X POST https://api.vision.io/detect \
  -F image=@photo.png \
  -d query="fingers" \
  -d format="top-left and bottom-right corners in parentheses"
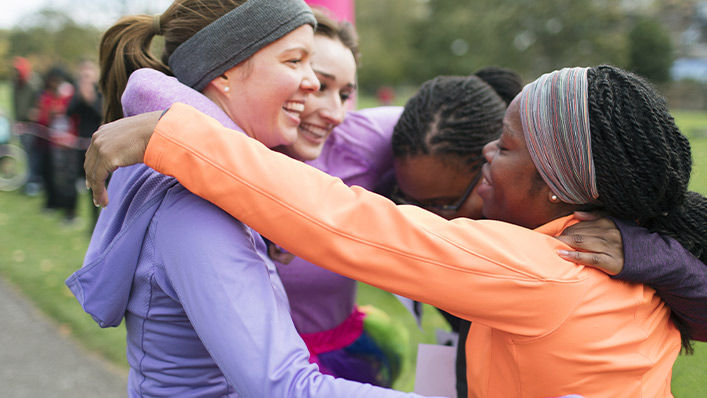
top-left (556, 217), bottom-right (625, 276)
top-left (557, 231), bottom-right (606, 252)
top-left (91, 183), bottom-right (109, 208)
top-left (266, 241), bottom-right (295, 264)
top-left (558, 250), bottom-right (621, 275)
top-left (560, 218), bottom-right (621, 247)
top-left (84, 128), bottom-right (116, 207)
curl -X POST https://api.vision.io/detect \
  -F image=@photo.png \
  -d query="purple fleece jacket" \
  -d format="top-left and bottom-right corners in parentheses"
top-left (65, 68), bottom-right (425, 398)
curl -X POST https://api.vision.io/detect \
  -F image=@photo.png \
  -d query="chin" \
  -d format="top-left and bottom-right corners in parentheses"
top-left (297, 145), bottom-right (324, 161)
top-left (282, 143), bottom-right (323, 161)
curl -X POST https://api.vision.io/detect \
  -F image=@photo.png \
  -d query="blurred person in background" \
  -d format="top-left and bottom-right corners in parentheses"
top-left (36, 66), bottom-right (77, 223)
top-left (11, 56), bottom-right (41, 195)
top-left (67, 59), bottom-right (102, 229)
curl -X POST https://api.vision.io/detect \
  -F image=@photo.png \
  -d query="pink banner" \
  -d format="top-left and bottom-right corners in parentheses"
top-left (305, 0), bottom-right (355, 24)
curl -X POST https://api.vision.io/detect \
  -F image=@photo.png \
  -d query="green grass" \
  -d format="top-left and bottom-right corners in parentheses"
top-left (0, 191), bottom-right (128, 367)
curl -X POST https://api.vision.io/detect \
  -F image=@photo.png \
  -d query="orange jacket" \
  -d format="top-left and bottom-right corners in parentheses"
top-left (146, 104), bottom-right (680, 397)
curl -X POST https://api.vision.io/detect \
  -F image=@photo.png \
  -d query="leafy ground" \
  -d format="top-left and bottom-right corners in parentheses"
top-left (0, 81), bottom-right (705, 394)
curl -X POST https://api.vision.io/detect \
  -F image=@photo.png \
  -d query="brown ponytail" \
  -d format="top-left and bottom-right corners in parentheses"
top-left (99, 15), bottom-right (169, 123)
top-left (99, 0), bottom-right (246, 122)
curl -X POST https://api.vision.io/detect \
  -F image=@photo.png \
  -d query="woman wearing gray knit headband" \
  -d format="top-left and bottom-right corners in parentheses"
top-left (83, 64), bottom-right (706, 396)
top-left (68, 1), bottom-right (427, 397)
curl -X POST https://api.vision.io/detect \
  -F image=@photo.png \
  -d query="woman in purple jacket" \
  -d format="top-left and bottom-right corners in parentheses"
top-left (114, 7), bottom-right (409, 387)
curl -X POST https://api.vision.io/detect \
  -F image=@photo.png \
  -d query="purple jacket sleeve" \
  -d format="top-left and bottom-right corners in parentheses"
top-left (613, 218), bottom-right (707, 341)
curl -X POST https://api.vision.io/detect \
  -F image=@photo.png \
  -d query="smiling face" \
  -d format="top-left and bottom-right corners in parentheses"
top-left (204, 25), bottom-right (319, 148)
top-left (394, 154), bottom-right (485, 220)
top-left (476, 97), bottom-right (565, 229)
top-left (278, 34), bottom-right (357, 160)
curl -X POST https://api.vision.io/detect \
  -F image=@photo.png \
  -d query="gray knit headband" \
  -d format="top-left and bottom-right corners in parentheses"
top-left (519, 67), bottom-right (600, 204)
top-left (168, 0), bottom-right (316, 91)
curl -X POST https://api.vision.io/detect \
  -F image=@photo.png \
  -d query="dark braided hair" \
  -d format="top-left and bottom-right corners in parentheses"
top-left (474, 66), bottom-right (524, 105)
top-left (392, 75), bottom-right (508, 165)
top-left (587, 65), bottom-right (707, 352)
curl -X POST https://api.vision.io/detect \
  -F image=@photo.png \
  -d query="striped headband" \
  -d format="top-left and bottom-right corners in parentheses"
top-left (519, 67), bottom-right (599, 204)
top-left (168, 0), bottom-right (316, 91)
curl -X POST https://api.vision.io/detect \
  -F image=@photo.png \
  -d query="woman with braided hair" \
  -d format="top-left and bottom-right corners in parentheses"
top-left (83, 65), bottom-right (706, 396)
top-left (386, 68), bottom-right (706, 397)
top-left (384, 72), bottom-right (514, 398)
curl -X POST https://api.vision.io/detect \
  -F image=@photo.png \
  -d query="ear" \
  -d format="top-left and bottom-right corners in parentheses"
top-left (205, 74), bottom-right (230, 95)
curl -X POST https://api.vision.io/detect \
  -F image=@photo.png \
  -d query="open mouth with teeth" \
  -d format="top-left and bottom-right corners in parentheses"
top-left (298, 122), bottom-right (331, 143)
top-left (283, 101), bottom-right (304, 115)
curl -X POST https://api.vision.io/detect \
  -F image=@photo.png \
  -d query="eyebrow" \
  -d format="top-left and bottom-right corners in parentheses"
top-left (314, 69), bottom-right (357, 89)
top-left (313, 69), bottom-right (336, 81)
top-left (281, 46), bottom-right (310, 56)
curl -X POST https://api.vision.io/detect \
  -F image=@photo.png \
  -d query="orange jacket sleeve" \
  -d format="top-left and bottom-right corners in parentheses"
top-left (146, 103), bottom-right (595, 337)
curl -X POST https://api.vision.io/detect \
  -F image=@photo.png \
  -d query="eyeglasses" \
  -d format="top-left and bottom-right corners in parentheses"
top-left (390, 166), bottom-right (484, 216)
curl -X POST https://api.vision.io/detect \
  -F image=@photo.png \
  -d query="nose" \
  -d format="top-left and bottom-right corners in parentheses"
top-left (320, 95), bottom-right (345, 126)
top-left (482, 139), bottom-right (498, 163)
top-left (301, 62), bottom-right (320, 93)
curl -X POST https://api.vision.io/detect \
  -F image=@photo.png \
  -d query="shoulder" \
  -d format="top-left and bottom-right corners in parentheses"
top-left (335, 106), bottom-right (403, 157)
top-left (151, 185), bottom-right (259, 256)
top-left (334, 106), bottom-right (404, 144)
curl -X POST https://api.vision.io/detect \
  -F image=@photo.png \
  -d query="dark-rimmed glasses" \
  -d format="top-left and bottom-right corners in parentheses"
top-left (390, 166), bottom-right (484, 216)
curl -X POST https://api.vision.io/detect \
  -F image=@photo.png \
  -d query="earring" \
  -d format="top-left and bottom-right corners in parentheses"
top-left (550, 194), bottom-right (558, 202)
top-left (224, 86), bottom-right (230, 93)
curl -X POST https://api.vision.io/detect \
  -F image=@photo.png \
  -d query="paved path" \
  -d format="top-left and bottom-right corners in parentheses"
top-left (0, 277), bottom-right (127, 397)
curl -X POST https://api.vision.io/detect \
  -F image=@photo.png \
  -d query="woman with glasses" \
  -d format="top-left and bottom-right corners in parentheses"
top-left (383, 72), bottom-right (518, 397)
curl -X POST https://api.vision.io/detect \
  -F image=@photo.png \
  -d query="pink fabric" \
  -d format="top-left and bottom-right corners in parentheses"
top-left (300, 307), bottom-right (366, 374)
top-left (306, 0), bottom-right (355, 23)
top-left (13, 57), bottom-right (31, 82)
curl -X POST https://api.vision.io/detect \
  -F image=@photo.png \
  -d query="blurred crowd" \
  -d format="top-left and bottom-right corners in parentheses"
top-left (10, 57), bottom-right (102, 228)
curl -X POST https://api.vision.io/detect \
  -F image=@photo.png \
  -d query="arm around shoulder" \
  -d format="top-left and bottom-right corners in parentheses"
top-left (614, 218), bottom-right (707, 341)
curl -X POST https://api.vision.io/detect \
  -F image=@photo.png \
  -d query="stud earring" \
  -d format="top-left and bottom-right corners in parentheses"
top-left (224, 86), bottom-right (230, 93)
top-left (550, 194), bottom-right (558, 202)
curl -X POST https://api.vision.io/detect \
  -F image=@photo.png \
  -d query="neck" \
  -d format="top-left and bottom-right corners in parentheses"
top-left (202, 86), bottom-right (255, 139)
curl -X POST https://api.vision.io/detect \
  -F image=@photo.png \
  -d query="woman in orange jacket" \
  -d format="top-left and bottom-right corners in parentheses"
top-left (85, 65), bottom-right (706, 397)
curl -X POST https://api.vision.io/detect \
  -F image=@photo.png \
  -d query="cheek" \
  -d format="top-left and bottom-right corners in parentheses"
top-left (300, 96), bottom-right (322, 122)
top-left (252, 70), bottom-right (299, 112)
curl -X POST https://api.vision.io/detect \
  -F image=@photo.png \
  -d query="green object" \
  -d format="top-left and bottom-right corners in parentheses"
top-left (361, 304), bottom-right (410, 384)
